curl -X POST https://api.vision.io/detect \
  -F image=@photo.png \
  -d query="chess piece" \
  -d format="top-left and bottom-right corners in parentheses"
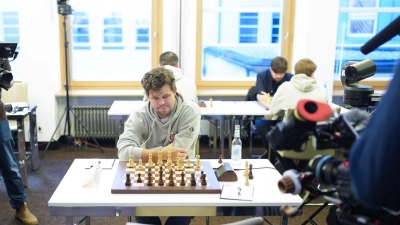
top-left (138, 159), bottom-right (144, 169)
top-left (168, 169), bottom-right (175, 186)
top-left (245, 174), bottom-right (250, 186)
top-left (137, 173), bottom-right (142, 183)
top-left (190, 173), bottom-right (196, 186)
top-left (147, 152), bottom-right (154, 167)
top-left (176, 153), bottom-right (184, 171)
top-left (147, 171), bottom-right (153, 186)
top-left (185, 159), bottom-right (192, 168)
top-left (195, 155), bottom-right (201, 169)
top-left (180, 171), bottom-right (185, 186)
top-left (201, 174), bottom-right (207, 186)
top-left (249, 164), bottom-right (254, 179)
top-left (243, 161), bottom-right (249, 177)
top-left (157, 149), bottom-right (163, 166)
top-left (167, 150), bottom-right (172, 163)
top-left (125, 173), bottom-right (131, 186)
top-left (210, 98), bottom-right (213, 107)
top-left (200, 171), bottom-right (204, 179)
top-left (158, 169), bottom-right (164, 186)
top-left (218, 155), bottom-right (223, 164)
top-left (127, 155), bottom-right (136, 168)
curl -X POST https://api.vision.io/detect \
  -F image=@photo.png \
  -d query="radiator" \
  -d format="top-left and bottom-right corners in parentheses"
top-left (72, 105), bottom-right (114, 139)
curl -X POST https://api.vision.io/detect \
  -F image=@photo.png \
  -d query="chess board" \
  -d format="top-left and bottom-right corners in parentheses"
top-left (111, 161), bottom-right (221, 194)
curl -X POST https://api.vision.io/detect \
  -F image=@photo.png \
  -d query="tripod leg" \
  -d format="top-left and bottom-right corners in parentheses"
top-left (70, 109), bottom-right (104, 153)
top-left (41, 109), bottom-right (67, 158)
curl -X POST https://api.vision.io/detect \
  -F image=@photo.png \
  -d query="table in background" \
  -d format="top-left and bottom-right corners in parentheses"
top-left (6, 104), bottom-right (40, 187)
top-left (108, 101), bottom-right (273, 158)
top-left (48, 158), bottom-right (302, 225)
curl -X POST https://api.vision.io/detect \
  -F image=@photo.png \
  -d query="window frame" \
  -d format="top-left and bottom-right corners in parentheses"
top-left (195, 0), bottom-right (295, 90)
top-left (333, 3), bottom-right (400, 95)
top-left (59, 0), bottom-right (162, 91)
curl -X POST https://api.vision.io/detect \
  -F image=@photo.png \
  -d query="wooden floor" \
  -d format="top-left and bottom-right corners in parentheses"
top-left (0, 137), bottom-right (333, 225)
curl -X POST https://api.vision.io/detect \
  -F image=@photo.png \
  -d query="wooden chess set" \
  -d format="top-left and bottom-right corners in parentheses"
top-left (111, 154), bottom-right (221, 194)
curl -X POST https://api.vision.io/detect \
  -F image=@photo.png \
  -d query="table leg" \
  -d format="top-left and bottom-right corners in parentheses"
top-left (114, 120), bottom-right (120, 156)
top-left (220, 119), bottom-right (225, 158)
top-left (16, 118), bottom-right (28, 187)
top-left (281, 215), bottom-right (288, 225)
top-left (213, 120), bottom-right (217, 155)
top-left (65, 216), bottom-right (73, 225)
top-left (28, 108), bottom-right (40, 171)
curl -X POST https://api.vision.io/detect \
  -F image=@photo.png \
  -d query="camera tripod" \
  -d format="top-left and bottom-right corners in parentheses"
top-left (41, 13), bottom-right (103, 158)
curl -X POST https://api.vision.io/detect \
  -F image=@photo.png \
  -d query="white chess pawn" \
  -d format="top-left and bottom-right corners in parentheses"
top-left (138, 159), bottom-right (144, 169)
top-left (127, 155), bottom-right (136, 168)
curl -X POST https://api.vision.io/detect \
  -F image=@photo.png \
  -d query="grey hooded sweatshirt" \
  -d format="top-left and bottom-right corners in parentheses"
top-left (118, 94), bottom-right (201, 161)
top-left (269, 73), bottom-right (326, 117)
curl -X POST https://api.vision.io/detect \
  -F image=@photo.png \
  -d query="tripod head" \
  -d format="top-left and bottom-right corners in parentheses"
top-left (57, 0), bottom-right (72, 16)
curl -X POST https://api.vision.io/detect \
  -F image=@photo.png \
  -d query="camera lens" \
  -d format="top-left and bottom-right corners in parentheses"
top-left (345, 59), bottom-right (376, 82)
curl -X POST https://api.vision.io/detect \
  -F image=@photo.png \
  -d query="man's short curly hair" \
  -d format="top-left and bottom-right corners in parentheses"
top-left (141, 67), bottom-right (176, 96)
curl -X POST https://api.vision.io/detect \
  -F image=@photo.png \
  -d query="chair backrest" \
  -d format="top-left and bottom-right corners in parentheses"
top-left (245, 86), bottom-right (257, 101)
top-left (1, 83), bottom-right (28, 103)
top-left (276, 107), bottom-right (335, 160)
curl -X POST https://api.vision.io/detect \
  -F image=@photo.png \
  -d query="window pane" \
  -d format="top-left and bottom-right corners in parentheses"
top-left (202, 0), bottom-right (283, 81)
top-left (335, 3), bottom-right (400, 80)
top-left (0, 10), bottom-right (22, 81)
top-left (69, 0), bottom-right (152, 81)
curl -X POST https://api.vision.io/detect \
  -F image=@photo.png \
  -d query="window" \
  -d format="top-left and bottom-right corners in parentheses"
top-left (66, 0), bottom-right (160, 88)
top-left (239, 13), bottom-right (258, 43)
top-left (197, 0), bottom-right (293, 89)
top-left (0, 11), bottom-right (22, 81)
top-left (271, 13), bottom-right (280, 43)
top-left (72, 12), bottom-right (90, 50)
top-left (335, 0), bottom-right (400, 91)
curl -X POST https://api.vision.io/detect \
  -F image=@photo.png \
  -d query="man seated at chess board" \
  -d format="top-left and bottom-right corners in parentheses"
top-left (117, 66), bottom-right (201, 225)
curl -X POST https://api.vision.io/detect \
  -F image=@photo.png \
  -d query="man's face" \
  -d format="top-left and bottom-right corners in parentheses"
top-left (271, 68), bottom-right (285, 82)
top-left (148, 84), bottom-right (177, 119)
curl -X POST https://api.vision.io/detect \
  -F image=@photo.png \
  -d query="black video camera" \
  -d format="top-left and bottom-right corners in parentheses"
top-left (0, 42), bottom-right (18, 91)
top-left (270, 100), bottom-right (400, 224)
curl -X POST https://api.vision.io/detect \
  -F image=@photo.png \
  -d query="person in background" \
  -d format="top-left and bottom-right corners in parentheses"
top-left (0, 60), bottom-right (38, 225)
top-left (268, 58), bottom-right (326, 171)
top-left (118, 67), bottom-right (201, 225)
top-left (144, 51), bottom-right (198, 103)
top-left (255, 56), bottom-right (293, 164)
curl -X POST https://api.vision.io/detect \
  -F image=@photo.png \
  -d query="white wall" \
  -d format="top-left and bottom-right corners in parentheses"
top-left (16, 0), bottom-right (61, 142)
top-left (292, 0), bottom-right (340, 102)
top-left (13, 0), bottom-right (341, 141)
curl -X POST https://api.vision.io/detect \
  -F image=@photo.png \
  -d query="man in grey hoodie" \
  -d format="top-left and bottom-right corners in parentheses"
top-left (117, 67), bottom-right (201, 225)
top-left (268, 58), bottom-right (326, 172)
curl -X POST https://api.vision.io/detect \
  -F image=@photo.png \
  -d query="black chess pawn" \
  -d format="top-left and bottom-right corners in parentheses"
top-left (137, 173), bottom-right (142, 183)
top-left (200, 171), bottom-right (204, 179)
top-left (218, 155), bottom-right (223, 164)
top-left (125, 173), bottom-right (131, 186)
top-left (249, 164), bottom-right (254, 179)
top-left (147, 171), bottom-right (153, 186)
top-left (201, 174), bottom-right (207, 186)
top-left (180, 171), bottom-right (185, 186)
top-left (190, 173), bottom-right (196, 186)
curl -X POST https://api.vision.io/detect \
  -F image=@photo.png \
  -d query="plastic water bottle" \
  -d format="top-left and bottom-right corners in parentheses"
top-left (231, 125), bottom-right (242, 166)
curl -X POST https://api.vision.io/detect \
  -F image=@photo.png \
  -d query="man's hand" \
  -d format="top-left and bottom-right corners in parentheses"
top-left (162, 142), bottom-right (189, 161)
top-left (257, 91), bottom-right (273, 109)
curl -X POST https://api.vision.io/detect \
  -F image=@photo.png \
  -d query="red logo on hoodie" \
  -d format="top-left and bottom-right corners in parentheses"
top-left (169, 132), bottom-right (175, 142)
